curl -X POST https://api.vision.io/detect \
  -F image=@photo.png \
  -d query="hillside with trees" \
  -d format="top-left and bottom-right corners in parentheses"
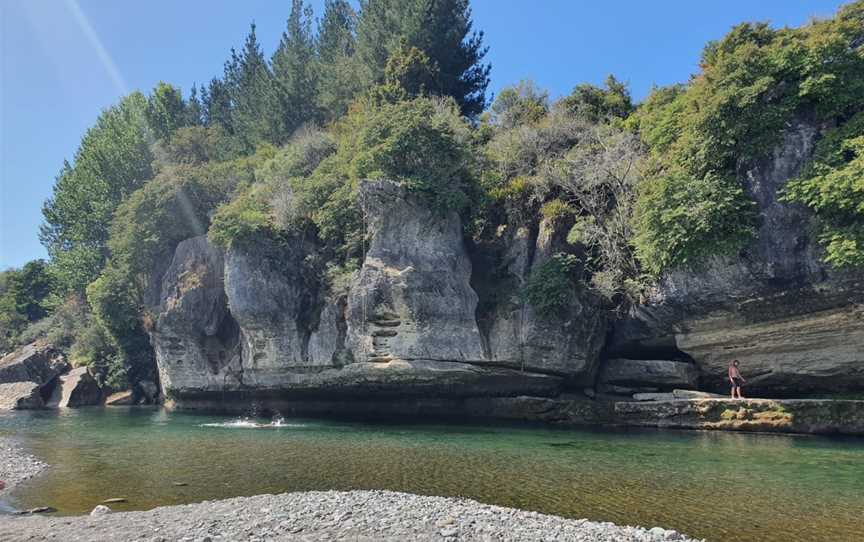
top-left (2, 0), bottom-right (862, 394)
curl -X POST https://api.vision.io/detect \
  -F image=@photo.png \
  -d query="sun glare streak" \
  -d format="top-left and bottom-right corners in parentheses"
top-left (65, 0), bottom-right (128, 95)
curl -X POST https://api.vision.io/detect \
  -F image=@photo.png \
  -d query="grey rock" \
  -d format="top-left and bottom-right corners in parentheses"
top-left (105, 390), bottom-right (135, 406)
top-left (484, 220), bottom-right (606, 380)
top-left (138, 380), bottom-right (159, 402)
top-left (0, 381), bottom-right (44, 410)
top-left (609, 117), bottom-right (864, 395)
top-left (46, 366), bottom-right (103, 408)
top-left (0, 342), bottom-right (69, 386)
top-left (90, 504), bottom-right (112, 516)
top-left (632, 392), bottom-right (677, 402)
top-left (345, 180), bottom-right (485, 365)
top-left (599, 358), bottom-right (698, 390)
top-left (671, 389), bottom-right (724, 399)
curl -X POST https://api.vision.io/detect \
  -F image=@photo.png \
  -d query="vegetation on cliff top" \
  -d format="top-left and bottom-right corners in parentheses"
top-left (4, 0), bottom-right (863, 387)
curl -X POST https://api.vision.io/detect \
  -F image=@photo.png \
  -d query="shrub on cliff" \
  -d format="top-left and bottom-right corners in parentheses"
top-left (784, 111), bottom-right (864, 267)
top-left (631, 2), bottom-right (864, 274)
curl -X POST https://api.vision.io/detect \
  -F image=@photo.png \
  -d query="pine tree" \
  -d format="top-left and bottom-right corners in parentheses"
top-left (315, 0), bottom-right (362, 119)
top-left (202, 77), bottom-right (233, 132)
top-left (224, 23), bottom-right (282, 150)
top-left (273, 0), bottom-right (319, 135)
top-left (185, 84), bottom-right (203, 126)
top-left (355, 0), bottom-right (491, 117)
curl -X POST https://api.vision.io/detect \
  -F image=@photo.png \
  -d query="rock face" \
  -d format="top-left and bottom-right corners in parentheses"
top-left (46, 367), bottom-right (103, 408)
top-left (598, 359), bottom-right (699, 391)
top-left (0, 382), bottom-right (44, 409)
top-left (479, 219), bottom-right (606, 381)
top-left (345, 180), bottom-right (485, 365)
top-left (151, 236), bottom-right (241, 396)
top-left (153, 181), bottom-right (567, 406)
top-left (610, 117), bottom-right (864, 396)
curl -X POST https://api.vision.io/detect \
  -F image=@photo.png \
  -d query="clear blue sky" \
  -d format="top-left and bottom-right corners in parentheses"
top-left (0, 0), bottom-right (848, 269)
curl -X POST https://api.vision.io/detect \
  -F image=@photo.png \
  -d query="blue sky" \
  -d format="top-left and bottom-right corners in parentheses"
top-left (0, 0), bottom-right (848, 269)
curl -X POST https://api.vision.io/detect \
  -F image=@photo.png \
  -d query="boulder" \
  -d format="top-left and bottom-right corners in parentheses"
top-left (46, 367), bottom-right (102, 408)
top-left (0, 343), bottom-right (68, 386)
top-left (0, 382), bottom-right (44, 409)
top-left (598, 358), bottom-right (699, 390)
top-left (105, 390), bottom-right (135, 406)
top-left (138, 380), bottom-right (159, 402)
top-left (90, 505), bottom-right (111, 516)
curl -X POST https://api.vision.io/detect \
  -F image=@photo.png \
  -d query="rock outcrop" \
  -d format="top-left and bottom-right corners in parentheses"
top-left (610, 117), bottom-right (864, 396)
top-left (153, 181), bottom-right (566, 406)
top-left (0, 343), bottom-right (69, 410)
top-left (598, 358), bottom-right (699, 391)
top-left (479, 219), bottom-right (606, 381)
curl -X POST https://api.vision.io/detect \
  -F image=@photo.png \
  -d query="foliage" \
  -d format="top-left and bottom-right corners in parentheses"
top-left (522, 253), bottom-right (580, 316)
top-left (273, 0), bottom-right (320, 131)
top-left (145, 82), bottom-right (186, 141)
top-left (633, 170), bottom-right (758, 275)
top-left (630, 2), bottom-right (864, 273)
top-left (489, 80), bottom-right (549, 129)
top-left (784, 111), bottom-right (864, 267)
top-left (557, 75), bottom-right (633, 122)
top-left (355, 0), bottom-right (491, 117)
top-left (40, 93), bottom-right (154, 294)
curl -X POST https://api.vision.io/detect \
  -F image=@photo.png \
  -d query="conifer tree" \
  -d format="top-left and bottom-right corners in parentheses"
top-left (185, 84), bottom-right (203, 126)
top-left (315, 0), bottom-right (361, 119)
top-left (224, 23), bottom-right (282, 150)
top-left (202, 77), bottom-right (233, 132)
top-left (355, 0), bottom-right (491, 117)
top-left (272, 0), bottom-right (319, 134)
top-left (145, 82), bottom-right (186, 141)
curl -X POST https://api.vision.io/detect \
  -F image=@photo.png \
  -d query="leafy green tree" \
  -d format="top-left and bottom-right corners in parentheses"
top-left (145, 82), bottom-right (186, 141)
top-left (355, 0), bottom-right (491, 117)
top-left (273, 0), bottom-right (320, 133)
top-left (40, 92), bottom-right (154, 293)
top-left (558, 75), bottom-right (633, 122)
top-left (489, 80), bottom-right (549, 129)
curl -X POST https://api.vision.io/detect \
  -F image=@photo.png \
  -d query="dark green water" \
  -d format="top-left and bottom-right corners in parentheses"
top-left (2, 408), bottom-right (863, 542)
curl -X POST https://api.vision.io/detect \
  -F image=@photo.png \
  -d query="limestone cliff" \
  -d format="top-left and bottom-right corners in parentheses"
top-left (609, 117), bottom-right (864, 396)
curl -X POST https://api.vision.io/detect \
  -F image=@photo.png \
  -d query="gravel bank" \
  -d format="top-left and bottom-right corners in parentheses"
top-left (0, 437), bottom-right (47, 497)
top-left (4, 489), bottom-right (700, 541)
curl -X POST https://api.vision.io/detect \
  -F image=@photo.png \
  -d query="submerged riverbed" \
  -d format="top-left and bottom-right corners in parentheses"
top-left (1, 408), bottom-right (863, 542)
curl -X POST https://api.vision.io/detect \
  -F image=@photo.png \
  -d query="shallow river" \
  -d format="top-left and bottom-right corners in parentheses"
top-left (1, 407), bottom-right (863, 541)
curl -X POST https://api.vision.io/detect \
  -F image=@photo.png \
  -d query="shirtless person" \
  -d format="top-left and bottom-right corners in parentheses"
top-left (728, 360), bottom-right (746, 399)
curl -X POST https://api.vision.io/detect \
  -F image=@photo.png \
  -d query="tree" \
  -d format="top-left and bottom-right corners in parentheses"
top-left (316, 0), bottom-right (362, 119)
top-left (557, 75), bottom-right (633, 122)
top-left (40, 92), bottom-right (154, 294)
top-left (490, 80), bottom-right (549, 129)
top-left (145, 82), bottom-right (186, 141)
top-left (355, 0), bottom-right (491, 117)
top-left (223, 24), bottom-right (282, 150)
top-left (185, 84), bottom-right (204, 126)
top-left (273, 0), bottom-right (319, 134)
top-left (202, 77), bottom-right (233, 132)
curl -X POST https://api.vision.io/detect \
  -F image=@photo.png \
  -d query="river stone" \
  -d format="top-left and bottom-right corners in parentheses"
top-left (46, 367), bottom-right (102, 408)
top-left (599, 359), bottom-right (699, 390)
top-left (90, 505), bottom-right (112, 516)
top-left (609, 116), bottom-right (864, 396)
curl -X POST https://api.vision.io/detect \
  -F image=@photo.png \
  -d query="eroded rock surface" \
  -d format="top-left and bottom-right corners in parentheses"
top-left (598, 358), bottom-right (699, 391)
top-left (610, 117), bottom-right (864, 396)
top-left (46, 367), bottom-right (103, 408)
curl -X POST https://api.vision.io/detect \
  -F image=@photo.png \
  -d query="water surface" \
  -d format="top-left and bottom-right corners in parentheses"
top-left (2, 407), bottom-right (863, 542)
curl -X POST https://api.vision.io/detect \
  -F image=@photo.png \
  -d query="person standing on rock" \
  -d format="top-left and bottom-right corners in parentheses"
top-left (728, 360), bottom-right (746, 399)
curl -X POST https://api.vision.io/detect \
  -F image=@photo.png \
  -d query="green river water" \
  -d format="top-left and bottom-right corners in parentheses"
top-left (1, 407), bottom-right (862, 541)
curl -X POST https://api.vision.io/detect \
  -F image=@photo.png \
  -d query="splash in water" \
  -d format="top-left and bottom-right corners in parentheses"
top-left (200, 414), bottom-right (304, 429)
